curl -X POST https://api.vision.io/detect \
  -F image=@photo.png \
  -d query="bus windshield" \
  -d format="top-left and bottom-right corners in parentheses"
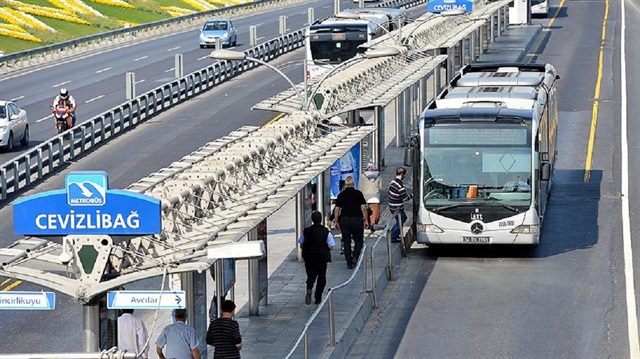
top-left (309, 38), bottom-right (367, 64)
top-left (308, 24), bottom-right (369, 64)
top-left (421, 127), bottom-right (533, 207)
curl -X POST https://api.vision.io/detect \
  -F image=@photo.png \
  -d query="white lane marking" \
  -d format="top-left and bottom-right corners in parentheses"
top-left (135, 79), bottom-right (145, 84)
top-left (620, 0), bottom-right (639, 356)
top-left (198, 55), bottom-right (210, 61)
top-left (37, 114), bottom-right (53, 123)
top-left (165, 68), bottom-right (174, 73)
top-left (11, 95), bottom-right (25, 101)
top-left (52, 81), bottom-right (70, 88)
top-left (167, 46), bottom-right (180, 52)
top-left (254, 22), bottom-right (264, 26)
top-left (134, 56), bottom-right (148, 61)
top-left (95, 67), bottom-right (112, 74)
top-left (85, 95), bottom-right (105, 103)
top-left (257, 37), bottom-right (265, 41)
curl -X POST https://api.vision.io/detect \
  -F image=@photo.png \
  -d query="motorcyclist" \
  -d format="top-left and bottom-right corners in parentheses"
top-left (52, 87), bottom-right (77, 127)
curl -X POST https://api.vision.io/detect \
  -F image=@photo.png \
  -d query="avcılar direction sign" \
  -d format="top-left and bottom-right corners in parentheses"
top-left (107, 290), bottom-right (186, 309)
top-left (427, 0), bottom-right (473, 13)
top-left (13, 171), bottom-right (161, 236)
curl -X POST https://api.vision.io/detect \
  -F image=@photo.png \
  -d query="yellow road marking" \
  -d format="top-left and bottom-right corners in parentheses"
top-left (584, 0), bottom-right (610, 182)
top-left (264, 112), bottom-right (286, 127)
top-left (1, 280), bottom-right (22, 291)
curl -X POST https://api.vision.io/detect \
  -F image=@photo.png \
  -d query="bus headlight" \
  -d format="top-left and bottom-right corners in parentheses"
top-left (417, 223), bottom-right (443, 233)
top-left (511, 225), bottom-right (540, 234)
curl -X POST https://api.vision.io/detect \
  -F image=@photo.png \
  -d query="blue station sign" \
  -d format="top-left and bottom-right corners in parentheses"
top-left (427, 0), bottom-right (473, 13)
top-left (13, 171), bottom-right (161, 236)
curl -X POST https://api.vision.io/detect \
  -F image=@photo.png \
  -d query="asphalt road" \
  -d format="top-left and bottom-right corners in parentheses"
top-left (348, 0), bottom-right (640, 357)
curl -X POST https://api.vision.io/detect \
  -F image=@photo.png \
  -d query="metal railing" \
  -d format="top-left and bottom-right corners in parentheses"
top-left (285, 214), bottom-right (399, 358)
top-left (0, 0), bottom-right (305, 74)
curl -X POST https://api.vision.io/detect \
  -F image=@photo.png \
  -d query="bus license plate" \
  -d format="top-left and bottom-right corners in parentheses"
top-left (462, 236), bottom-right (491, 244)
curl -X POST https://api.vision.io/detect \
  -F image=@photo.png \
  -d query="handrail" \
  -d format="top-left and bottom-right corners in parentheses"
top-left (284, 215), bottom-right (397, 358)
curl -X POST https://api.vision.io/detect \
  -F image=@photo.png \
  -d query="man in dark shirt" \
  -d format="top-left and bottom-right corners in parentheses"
top-left (206, 300), bottom-right (242, 359)
top-left (298, 211), bottom-right (335, 304)
top-left (333, 176), bottom-right (369, 269)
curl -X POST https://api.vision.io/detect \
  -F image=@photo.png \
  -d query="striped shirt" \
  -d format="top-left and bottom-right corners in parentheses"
top-left (206, 317), bottom-right (242, 359)
top-left (388, 177), bottom-right (409, 212)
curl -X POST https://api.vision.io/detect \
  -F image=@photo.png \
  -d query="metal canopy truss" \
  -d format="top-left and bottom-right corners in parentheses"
top-left (0, 115), bottom-right (373, 302)
top-left (252, 0), bottom-right (511, 117)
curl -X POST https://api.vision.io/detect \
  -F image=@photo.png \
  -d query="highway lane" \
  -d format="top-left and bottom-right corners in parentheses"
top-left (0, 0), bottom-right (348, 162)
top-left (349, 0), bottom-right (640, 358)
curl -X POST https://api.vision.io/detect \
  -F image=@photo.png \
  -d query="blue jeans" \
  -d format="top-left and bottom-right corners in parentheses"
top-left (390, 209), bottom-right (407, 241)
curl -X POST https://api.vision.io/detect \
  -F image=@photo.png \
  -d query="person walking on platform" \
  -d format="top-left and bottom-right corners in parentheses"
top-left (388, 167), bottom-right (411, 243)
top-left (298, 211), bottom-right (335, 304)
top-left (117, 308), bottom-right (149, 359)
top-left (206, 300), bottom-right (242, 359)
top-left (155, 308), bottom-right (201, 359)
top-left (359, 161), bottom-right (382, 234)
top-left (333, 176), bottom-right (369, 269)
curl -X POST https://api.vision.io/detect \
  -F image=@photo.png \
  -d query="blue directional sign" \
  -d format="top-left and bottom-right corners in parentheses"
top-left (0, 292), bottom-right (55, 310)
top-left (13, 171), bottom-right (161, 236)
top-left (107, 291), bottom-right (186, 309)
top-left (427, 0), bottom-right (473, 13)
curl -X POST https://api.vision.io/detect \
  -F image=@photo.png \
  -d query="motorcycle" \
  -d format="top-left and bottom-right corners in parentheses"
top-left (50, 105), bottom-right (74, 134)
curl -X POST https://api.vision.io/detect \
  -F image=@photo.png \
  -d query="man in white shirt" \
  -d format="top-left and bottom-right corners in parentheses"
top-left (117, 309), bottom-right (149, 359)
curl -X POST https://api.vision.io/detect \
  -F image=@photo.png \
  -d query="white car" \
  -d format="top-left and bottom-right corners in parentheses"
top-left (0, 100), bottom-right (29, 151)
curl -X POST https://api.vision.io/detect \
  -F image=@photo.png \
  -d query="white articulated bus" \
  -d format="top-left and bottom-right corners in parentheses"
top-left (305, 8), bottom-right (404, 79)
top-left (405, 63), bottom-right (559, 245)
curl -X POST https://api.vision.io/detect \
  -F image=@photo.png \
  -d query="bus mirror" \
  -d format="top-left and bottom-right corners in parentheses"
top-left (404, 148), bottom-right (414, 167)
top-left (541, 162), bottom-right (550, 181)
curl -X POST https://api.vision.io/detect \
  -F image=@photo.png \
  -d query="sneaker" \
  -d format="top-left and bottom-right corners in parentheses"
top-left (305, 289), bottom-right (312, 305)
top-left (339, 247), bottom-right (344, 255)
top-left (347, 263), bottom-right (353, 269)
top-left (315, 298), bottom-right (322, 304)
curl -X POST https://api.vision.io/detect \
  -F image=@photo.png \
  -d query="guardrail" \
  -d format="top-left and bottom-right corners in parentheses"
top-left (0, 0), bottom-right (306, 74)
top-left (0, 0), bottom-right (426, 75)
top-left (0, 30), bottom-right (305, 203)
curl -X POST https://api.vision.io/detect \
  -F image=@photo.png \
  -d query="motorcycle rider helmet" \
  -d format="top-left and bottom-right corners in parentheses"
top-left (59, 87), bottom-right (69, 100)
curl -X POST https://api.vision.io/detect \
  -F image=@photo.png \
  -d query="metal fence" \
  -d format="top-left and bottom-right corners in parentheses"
top-left (0, 30), bottom-right (305, 203)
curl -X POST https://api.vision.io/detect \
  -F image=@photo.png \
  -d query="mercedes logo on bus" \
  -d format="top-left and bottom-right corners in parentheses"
top-left (470, 222), bottom-right (484, 235)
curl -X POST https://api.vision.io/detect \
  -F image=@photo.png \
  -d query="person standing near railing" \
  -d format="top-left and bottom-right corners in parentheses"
top-left (388, 167), bottom-right (411, 243)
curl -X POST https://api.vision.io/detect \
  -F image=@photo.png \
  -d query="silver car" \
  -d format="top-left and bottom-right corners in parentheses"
top-left (0, 100), bottom-right (29, 151)
top-left (199, 19), bottom-right (237, 49)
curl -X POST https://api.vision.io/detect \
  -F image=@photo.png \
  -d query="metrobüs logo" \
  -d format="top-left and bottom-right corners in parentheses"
top-left (66, 172), bottom-right (108, 206)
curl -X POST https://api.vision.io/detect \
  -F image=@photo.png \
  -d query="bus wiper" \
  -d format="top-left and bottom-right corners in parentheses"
top-left (432, 203), bottom-right (472, 213)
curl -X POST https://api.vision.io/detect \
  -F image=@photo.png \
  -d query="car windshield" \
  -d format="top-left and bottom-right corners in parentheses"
top-left (204, 21), bottom-right (227, 31)
top-left (0, 105), bottom-right (5, 119)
